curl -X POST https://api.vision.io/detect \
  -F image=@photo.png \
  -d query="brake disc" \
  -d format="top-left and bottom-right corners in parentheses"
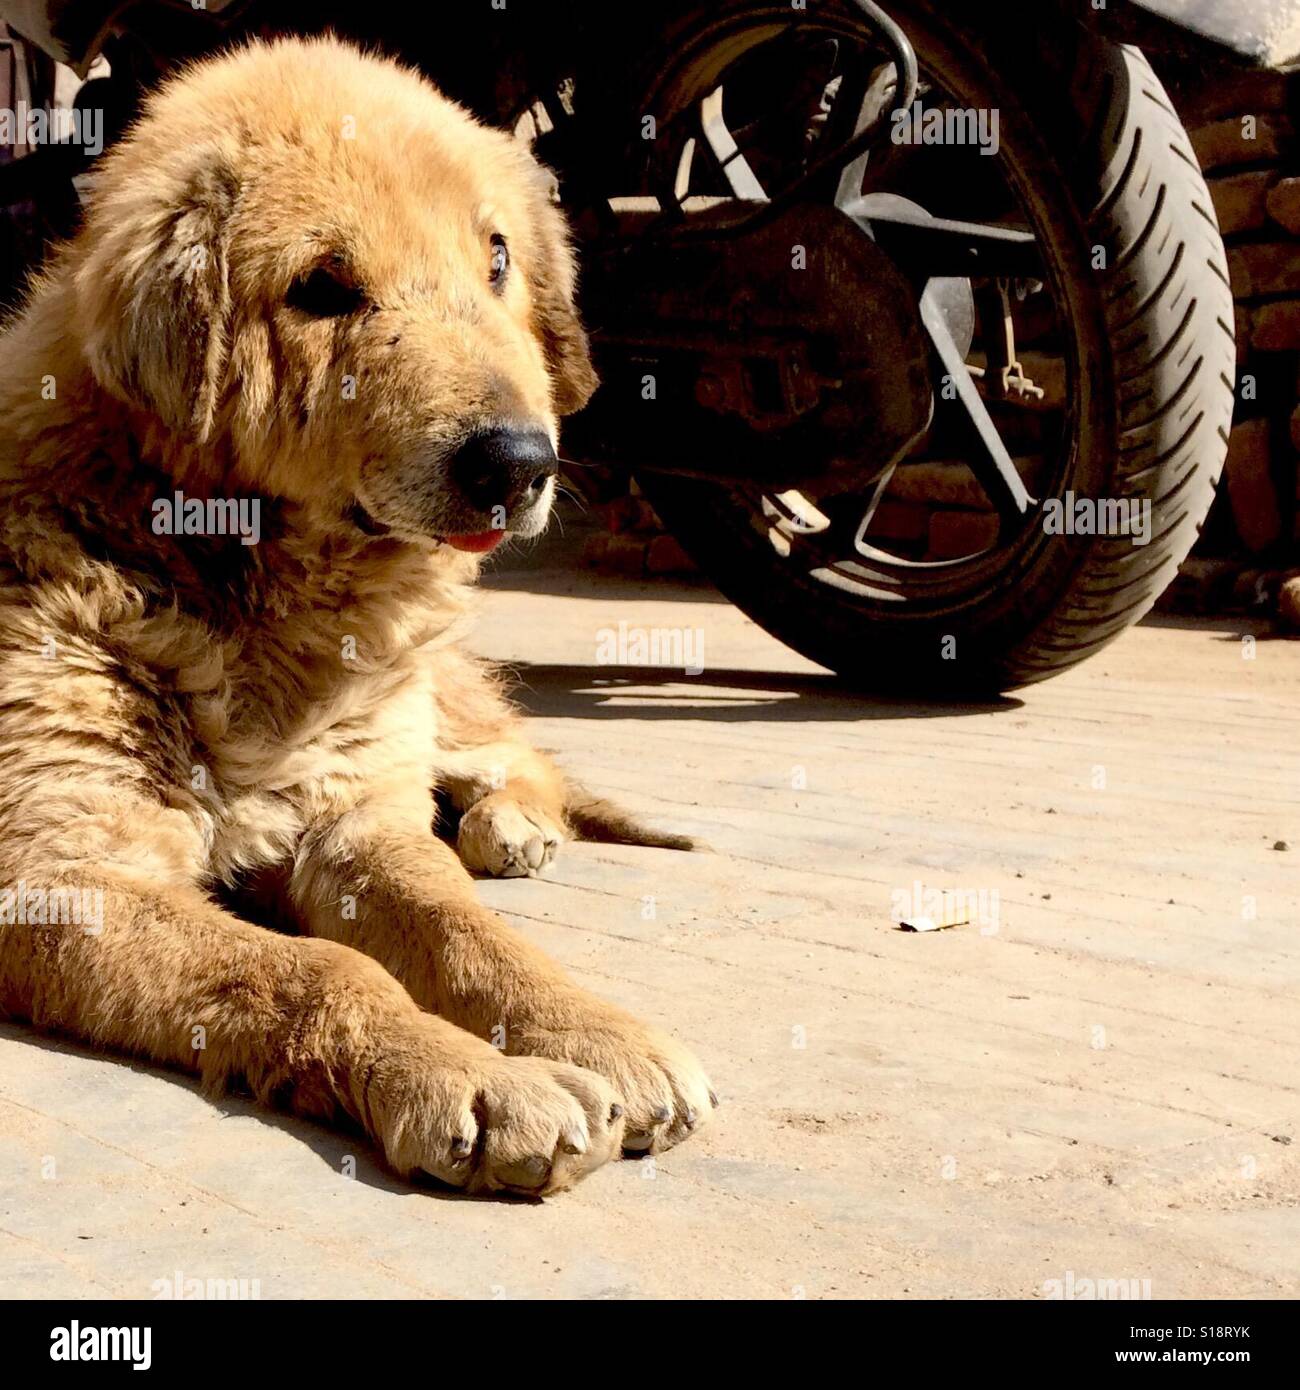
top-left (568, 199), bottom-right (935, 493)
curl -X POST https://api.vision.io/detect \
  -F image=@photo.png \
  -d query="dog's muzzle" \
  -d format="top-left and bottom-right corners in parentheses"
top-left (450, 426), bottom-right (557, 519)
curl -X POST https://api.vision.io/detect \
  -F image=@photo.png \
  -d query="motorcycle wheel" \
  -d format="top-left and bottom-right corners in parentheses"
top-left (616, 2), bottom-right (1235, 692)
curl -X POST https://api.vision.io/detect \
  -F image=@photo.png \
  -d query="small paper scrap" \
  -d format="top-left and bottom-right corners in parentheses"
top-left (898, 910), bottom-right (971, 933)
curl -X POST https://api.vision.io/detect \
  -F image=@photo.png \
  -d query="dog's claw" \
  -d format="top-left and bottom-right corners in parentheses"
top-left (496, 1154), bottom-right (552, 1190)
top-left (624, 1103), bottom-right (674, 1153)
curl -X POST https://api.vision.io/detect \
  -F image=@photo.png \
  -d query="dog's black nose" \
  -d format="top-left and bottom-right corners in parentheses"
top-left (451, 427), bottom-right (557, 515)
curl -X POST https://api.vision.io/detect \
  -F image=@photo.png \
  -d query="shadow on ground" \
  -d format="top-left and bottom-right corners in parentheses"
top-left (499, 662), bottom-right (1022, 723)
top-left (1141, 613), bottom-right (1277, 639)
top-left (0, 1021), bottom-right (537, 1204)
top-left (482, 562), bottom-right (728, 605)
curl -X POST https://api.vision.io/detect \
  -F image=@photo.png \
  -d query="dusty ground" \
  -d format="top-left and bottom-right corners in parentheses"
top-left (1, 547), bottom-right (1297, 1300)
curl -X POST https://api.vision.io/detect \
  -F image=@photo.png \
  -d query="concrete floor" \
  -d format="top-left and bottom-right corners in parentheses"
top-left (2, 552), bottom-right (1297, 1300)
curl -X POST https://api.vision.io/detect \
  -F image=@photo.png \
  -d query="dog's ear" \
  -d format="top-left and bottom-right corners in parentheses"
top-left (524, 174), bottom-right (599, 416)
top-left (77, 158), bottom-right (236, 442)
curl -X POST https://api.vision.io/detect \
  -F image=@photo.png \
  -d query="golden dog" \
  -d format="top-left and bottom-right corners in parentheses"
top-left (0, 36), bottom-right (713, 1195)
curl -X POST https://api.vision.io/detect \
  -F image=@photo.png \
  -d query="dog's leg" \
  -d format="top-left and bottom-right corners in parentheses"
top-left (432, 652), bottom-right (694, 874)
top-left (0, 862), bottom-right (623, 1194)
top-left (292, 795), bottom-right (715, 1154)
top-left (438, 737), bottom-right (569, 878)
top-left (431, 649), bottom-right (570, 878)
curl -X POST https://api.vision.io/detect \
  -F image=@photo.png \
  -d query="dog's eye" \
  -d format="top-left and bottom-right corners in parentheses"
top-left (287, 265), bottom-right (365, 318)
top-left (489, 234), bottom-right (509, 288)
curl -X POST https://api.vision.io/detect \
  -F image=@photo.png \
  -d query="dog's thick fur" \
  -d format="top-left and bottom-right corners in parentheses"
top-left (0, 37), bottom-right (712, 1195)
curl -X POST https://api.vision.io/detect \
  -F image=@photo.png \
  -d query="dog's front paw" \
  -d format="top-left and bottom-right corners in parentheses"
top-left (367, 1021), bottom-right (625, 1196)
top-left (512, 1005), bottom-right (716, 1156)
top-left (457, 792), bottom-right (565, 878)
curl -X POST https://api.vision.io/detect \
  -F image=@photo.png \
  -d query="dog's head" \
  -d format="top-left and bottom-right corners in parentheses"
top-left (74, 37), bottom-right (598, 550)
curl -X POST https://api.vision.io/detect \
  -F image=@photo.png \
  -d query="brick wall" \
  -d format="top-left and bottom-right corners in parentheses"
top-left (1161, 60), bottom-right (1300, 618)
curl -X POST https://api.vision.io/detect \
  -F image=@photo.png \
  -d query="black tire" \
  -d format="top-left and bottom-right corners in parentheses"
top-left (634, 5), bottom-right (1236, 692)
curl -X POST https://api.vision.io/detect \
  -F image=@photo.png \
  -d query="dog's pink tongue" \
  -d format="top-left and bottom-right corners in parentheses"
top-left (445, 531), bottom-right (506, 554)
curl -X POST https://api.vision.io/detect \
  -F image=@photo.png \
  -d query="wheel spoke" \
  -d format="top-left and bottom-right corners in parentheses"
top-left (699, 87), bottom-right (767, 202)
top-left (920, 281), bottom-right (1035, 525)
top-left (852, 459), bottom-right (901, 557)
top-left (849, 198), bottom-right (1041, 278)
top-left (833, 62), bottom-right (900, 210)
